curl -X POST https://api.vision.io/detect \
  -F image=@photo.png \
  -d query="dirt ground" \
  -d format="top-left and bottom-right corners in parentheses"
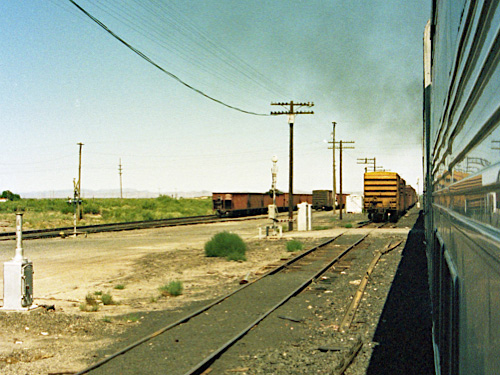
top-left (0, 211), bottom-right (412, 374)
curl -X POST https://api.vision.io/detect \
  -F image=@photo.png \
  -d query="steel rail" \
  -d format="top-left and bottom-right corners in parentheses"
top-left (73, 234), bottom-right (346, 375)
top-left (0, 215), bottom-right (228, 241)
top-left (184, 234), bottom-right (369, 375)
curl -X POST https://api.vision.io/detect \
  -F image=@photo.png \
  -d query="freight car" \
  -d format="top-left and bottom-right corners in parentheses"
top-left (423, 1), bottom-right (500, 373)
top-left (404, 185), bottom-right (417, 211)
top-left (363, 171), bottom-right (412, 222)
top-left (212, 192), bottom-right (312, 217)
top-left (312, 190), bottom-right (334, 210)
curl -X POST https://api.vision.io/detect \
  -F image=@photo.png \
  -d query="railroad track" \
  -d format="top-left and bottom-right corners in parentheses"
top-left (0, 214), bottom-right (248, 241)
top-left (74, 232), bottom-right (370, 375)
top-left (357, 220), bottom-right (391, 229)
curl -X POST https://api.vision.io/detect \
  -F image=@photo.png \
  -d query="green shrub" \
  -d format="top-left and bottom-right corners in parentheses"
top-left (204, 231), bottom-right (247, 261)
top-left (114, 284), bottom-right (125, 290)
top-left (345, 223), bottom-right (353, 228)
top-left (101, 293), bottom-right (115, 305)
top-left (159, 281), bottom-right (183, 297)
top-left (286, 240), bottom-right (303, 252)
top-left (81, 293), bottom-right (100, 312)
top-left (83, 202), bottom-right (101, 215)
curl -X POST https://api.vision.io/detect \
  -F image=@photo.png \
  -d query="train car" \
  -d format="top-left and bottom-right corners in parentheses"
top-left (363, 171), bottom-right (406, 222)
top-left (212, 192), bottom-right (312, 217)
top-left (404, 185), bottom-right (417, 211)
top-left (212, 192), bottom-right (266, 217)
top-left (312, 190), bottom-right (334, 210)
top-left (423, 1), bottom-right (500, 373)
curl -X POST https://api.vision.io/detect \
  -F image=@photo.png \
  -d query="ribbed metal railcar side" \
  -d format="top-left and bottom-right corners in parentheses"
top-left (363, 171), bottom-right (404, 221)
top-left (424, 1), bottom-right (500, 373)
top-left (312, 190), bottom-right (334, 210)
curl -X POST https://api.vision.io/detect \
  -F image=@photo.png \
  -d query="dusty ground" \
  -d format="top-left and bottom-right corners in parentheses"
top-left (0, 211), bottom-right (378, 374)
top-left (0, 209), bottom-right (417, 374)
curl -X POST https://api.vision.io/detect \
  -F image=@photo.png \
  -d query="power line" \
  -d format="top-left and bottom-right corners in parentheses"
top-left (68, 0), bottom-right (270, 116)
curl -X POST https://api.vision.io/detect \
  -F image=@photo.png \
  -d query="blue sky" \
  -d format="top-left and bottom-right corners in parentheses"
top-left (1, 0), bottom-right (430, 197)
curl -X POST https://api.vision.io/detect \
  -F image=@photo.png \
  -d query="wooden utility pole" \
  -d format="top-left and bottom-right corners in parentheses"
top-left (357, 157), bottom-right (376, 172)
top-left (337, 140), bottom-right (355, 220)
top-left (327, 122), bottom-right (337, 214)
top-left (271, 101), bottom-right (314, 231)
top-left (119, 158), bottom-right (123, 199)
top-left (76, 142), bottom-right (84, 220)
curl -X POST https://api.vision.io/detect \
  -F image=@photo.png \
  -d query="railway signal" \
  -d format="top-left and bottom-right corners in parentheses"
top-left (270, 101), bottom-right (314, 231)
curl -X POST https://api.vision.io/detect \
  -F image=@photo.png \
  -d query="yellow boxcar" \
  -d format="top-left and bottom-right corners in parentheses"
top-left (363, 171), bottom-right (405, 222)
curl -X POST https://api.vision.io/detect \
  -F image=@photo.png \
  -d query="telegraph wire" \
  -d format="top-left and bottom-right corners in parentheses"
top-left (84, 0), bottom-right (289, 102)
top-left (68, 0), bottom-right (270, 116)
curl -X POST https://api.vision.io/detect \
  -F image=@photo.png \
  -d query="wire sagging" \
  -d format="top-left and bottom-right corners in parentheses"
top-left (68, 0), bottom-right (270, 116)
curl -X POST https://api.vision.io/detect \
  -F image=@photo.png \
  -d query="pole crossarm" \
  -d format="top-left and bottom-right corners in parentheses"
top-left (357, 157), bottom-right (376, 172)
top-left (270, 101), bottom-right (314, 116)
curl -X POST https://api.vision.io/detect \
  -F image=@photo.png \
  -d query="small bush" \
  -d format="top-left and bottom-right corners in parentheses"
top-left (345, 223), bottom-right (353, 228)
top-left (101, 293), bottom-right (115, 305)
top-left (159, 281), bottom-right (183, 297)
top-left (114, 284), bottom-right (125, 290)
top-left (286, 240), bottom-right (303, 252)
top-left (204, 231), bottom-right (247, 261)
top-left (80, 293), bottom-right (100, 312)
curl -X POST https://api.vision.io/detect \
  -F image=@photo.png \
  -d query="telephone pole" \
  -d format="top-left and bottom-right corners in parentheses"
top-left (76, 142), bottom-right (84, 220)
top-left (271, 101), bottom-right (314, 231)
top-left (337, 140), bottom-right (355, 220)
top-left (327, 122), bottom-right (337, 214)
top-left (118, 158), bottom-right (123, 199)
top-left (357, 157), bottom-right (376, 172)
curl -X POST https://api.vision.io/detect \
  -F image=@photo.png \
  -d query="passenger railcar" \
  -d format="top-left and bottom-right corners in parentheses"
top-left (423, 1), bottom-right (500, 373)
top-left (212, 192), bottom-right (312, 217)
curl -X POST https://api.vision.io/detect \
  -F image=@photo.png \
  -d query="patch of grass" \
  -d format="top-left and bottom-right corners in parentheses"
top-left (94, 290), bottom-right (103, 296)
top-left (344, 223), bottom-right (353, 228)
top-left (286, 240), bottom-right (304, 252)
top-left (313, 225), bottom-right (330, 231)
top-left (0, 196), bottom-right (213, 230)
top-left (159, 280), bottom-right (184, 297)
top-left (121, 314), bottom-right (140, 323)
top-left (101, 293), bottom-right (115, 305)
top-left (204, 231), bottom-right (247, 261)
top-left (102, 316), bottom-right (112, 323)
top-left (114, 284), bottom-right (125, 290)
top-left (80, 293), bottom-right (100, 312)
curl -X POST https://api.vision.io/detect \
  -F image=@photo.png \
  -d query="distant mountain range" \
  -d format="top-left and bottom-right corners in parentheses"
top-left (19, 189), bottom-right (320, 199)
top-left (20, 189), bottom-right (213, 199)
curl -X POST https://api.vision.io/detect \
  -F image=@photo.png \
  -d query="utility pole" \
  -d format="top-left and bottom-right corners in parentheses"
top-left (327, 122), bottom-right (337, 214)
top-left (76, 142), bottom-right (84, 220)
top-left (357, 157), bottom-right (376, 172)
top-left (271, 101), bottom-right (314, 231)
top-left (118, 158), bottom-right (123, 199)
top-left (337, 140), bottom-right (355, 220)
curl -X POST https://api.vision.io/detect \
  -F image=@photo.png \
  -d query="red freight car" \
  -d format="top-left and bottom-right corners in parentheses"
top-left (212, 192), bottom-right (312, 217)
